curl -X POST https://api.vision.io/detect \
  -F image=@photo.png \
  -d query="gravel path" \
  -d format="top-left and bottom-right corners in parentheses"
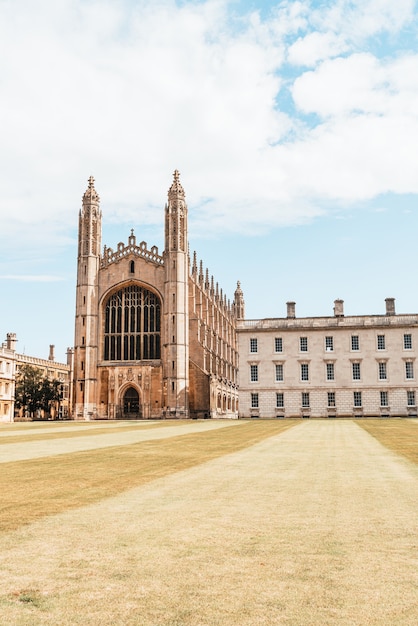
top-left (1, 420), bottom-right (418, 625)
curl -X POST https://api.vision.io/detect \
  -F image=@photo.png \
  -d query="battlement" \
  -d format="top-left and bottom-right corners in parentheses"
top-left (100, 232), bottom-right (164, 269)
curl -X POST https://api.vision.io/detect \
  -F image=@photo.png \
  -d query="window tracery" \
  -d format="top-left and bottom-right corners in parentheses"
top-left (103, 285), bottom-right (161, 361)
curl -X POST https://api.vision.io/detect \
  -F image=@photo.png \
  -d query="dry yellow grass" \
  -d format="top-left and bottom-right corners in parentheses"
top-left (1, 420), bottom-right (418, 626)
top-left (0, 419), bottom-right (297, 533)
top-left (356, 418), bottom-right (418, 465)
top-left (0, 421), bottom-right (164, 445)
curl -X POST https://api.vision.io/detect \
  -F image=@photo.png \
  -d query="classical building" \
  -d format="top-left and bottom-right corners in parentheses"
top-left (237, 298), bottom-right (418, 418)
top-left (72, 172), bottom-right (240, 420)
top-left (0, 333), bottom-right (17, 422)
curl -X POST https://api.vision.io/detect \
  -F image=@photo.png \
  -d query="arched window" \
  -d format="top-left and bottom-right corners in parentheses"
top-left (103, 285), bottom-right (161, 361)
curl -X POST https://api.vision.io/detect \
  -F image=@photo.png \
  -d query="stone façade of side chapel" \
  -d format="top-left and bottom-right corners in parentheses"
top-left (73, 171), bottom-right (243, 420)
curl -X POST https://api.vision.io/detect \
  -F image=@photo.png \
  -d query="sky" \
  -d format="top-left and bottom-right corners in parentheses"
top-left (1, 0), bottom-right (418, 363)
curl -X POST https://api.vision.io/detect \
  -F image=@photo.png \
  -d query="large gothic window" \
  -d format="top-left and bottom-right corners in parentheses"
top-left (104, 285), bottom-right (161, 361)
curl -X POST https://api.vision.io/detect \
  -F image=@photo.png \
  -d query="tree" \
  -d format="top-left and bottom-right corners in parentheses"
top-left (15, 365), bottom-right (62, 418)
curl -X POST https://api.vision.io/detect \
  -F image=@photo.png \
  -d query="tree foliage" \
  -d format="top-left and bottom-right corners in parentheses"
top-left (15, 364), bottom-right (62, 417)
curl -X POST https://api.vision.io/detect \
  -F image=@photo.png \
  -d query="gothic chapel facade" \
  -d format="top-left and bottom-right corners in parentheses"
top-left (73, 172), bottom-right (242, 420)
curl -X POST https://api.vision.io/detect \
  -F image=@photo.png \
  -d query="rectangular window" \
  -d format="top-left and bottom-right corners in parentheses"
top-left (300, 337), bottom-right (308, 352)
top-left (250, 364), bottom-right (258, 382)
top-left (378, 362), bottom-right (387, 380)
top-left (405, 361), bottom-right (414, 379)
top-left (275, 364), bottom-right (283, 382)
top-left (300, 363), bottom-right (309, 381)
top-left (351, 335), bottom-right (359, 351)
top-left (327, 392), bottom-right (336, 407)
top-left (325, 336), bottom-right (334, 351)
top-left (377, 335), bottom-right (386, 350)
top-left (380, 391), bottom-right (388, 407)
top-left (326, 363), bottom-right (335, 381)
top-left (275, 337), bottom-right (283, 353)
top-left (251, 393), bottom-right (259, 408)
top-left (302, 392), bottom-right (310, 408)
top-left (250, 338), bottom-right (258, 353)
top-left (354, 391), bottom-right (362, 407)
top-left (404, 334), bottom-right (412, 350)
top-left (276, 392), bottom-right (284, 408)
top-left (407, 391), bottom-right (416, 407)
top-left (352, 362), bottom-right (361, 380)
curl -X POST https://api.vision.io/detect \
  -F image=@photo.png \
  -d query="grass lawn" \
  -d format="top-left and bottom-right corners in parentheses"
top-left (1, 419), bottom-right (418, 626)
top-left (0, 419), bottom-right (297, 532)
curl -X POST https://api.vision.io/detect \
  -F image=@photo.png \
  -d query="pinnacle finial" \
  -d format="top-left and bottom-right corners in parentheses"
top-left (168, 169), bottom-right (185, 199)
top-left (83, 175), bottom-right (100, 204)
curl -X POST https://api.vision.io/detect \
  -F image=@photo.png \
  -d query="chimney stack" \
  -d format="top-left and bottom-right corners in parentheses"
top-left (49, 344), bottom-right (55, 361)
top-left (286, 301), bottom-right (296, 319)
top-left (334, 299), bottom-right (344, 317)
top-left (385, 297), bottom-right (396, 316)
top-left (6, 333), bottom-right (17, 351)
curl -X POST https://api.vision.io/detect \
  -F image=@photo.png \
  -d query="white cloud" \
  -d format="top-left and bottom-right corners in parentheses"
top-left (0, 0), bottom-right (418, 254)
top-left (311, 0), bottom-right (416, 40)
top-left (288, 31), bottom-right (348, 67)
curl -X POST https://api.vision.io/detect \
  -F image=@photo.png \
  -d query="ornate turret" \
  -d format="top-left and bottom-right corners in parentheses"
top-left (233, 281), bottom-right (245, 320)
top-left (163, 170), bottom-right (189, 418)
top-left (165, 170), bottom-right (187, 253)
top-left (79, 176), bottom-right (102, 258)
top-left (74, 176), bottom-right (102, 420)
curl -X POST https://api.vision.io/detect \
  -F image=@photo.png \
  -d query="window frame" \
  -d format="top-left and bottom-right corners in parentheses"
top-left (250, 392), bottom-right (259, 408)
top-left (352, 362), bottom-right (361, 381)
top-left (378, 361), bottom-right (387, 381)
top-left (301, 392), bottom-right (310, 408)
top-left (275, 363), bottom-right (284, 382)
top-left (249, 338), bottom-right (258, 353)
top-left (276, 392), bottom-right (284, 408)
top-left (404, 334), bottom-right (412, 350)
top-left (274, 337), bottom-right (283, 353)
top-left (325, 336), bottom-right (334, 351)
top-left (380, 391), bottom-right (388, 407)
top-left (326, 362), bottom-right (335, 381)
top-left (250, 364), bottom-right (259, 383)
top-left (405, 361), bottom-right (414, 380)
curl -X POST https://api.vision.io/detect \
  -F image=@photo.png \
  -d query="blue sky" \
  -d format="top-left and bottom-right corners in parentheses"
top-left (1, 0), bottom-right (418, 362)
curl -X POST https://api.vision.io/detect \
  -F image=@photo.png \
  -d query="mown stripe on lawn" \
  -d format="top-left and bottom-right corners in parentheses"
top-left (0, 421), bottom-right (170, 445)
top-left (0, 419), bottom-right (299, 533)
top-left (356, 419), bottom-right (418, 466)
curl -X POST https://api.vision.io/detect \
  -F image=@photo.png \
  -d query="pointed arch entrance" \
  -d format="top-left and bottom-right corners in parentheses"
top-left (122, 386), bottom-right (142, 419)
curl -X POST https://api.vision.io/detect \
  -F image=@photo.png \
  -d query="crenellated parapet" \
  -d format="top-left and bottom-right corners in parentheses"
top-left (100, 231), bottom-right (164, 269)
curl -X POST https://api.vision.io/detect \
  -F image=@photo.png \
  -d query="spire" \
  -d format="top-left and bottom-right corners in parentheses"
top-left (168, 169), bottom-right (185, 202)
top-left (83, 175), bottom-right (100, 206)
top-left (233, 280), bottom-right (245, 320)
top-left (79, 176), bottom-right (102, 257)
top-left (165, 170), bottom-right (187, 253)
